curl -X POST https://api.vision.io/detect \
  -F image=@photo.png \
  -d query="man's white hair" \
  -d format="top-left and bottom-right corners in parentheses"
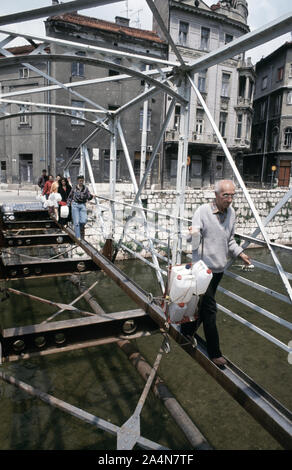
top-left (214, 180), bottom-right (236, 194)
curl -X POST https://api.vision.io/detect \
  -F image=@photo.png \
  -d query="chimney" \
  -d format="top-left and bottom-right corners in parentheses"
top-left (52, 0), bottom-right (59, 4)
top-left (115, 16), bottom-right (130, 27)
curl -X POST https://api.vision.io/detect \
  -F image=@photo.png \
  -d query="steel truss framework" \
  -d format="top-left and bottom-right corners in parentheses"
top-left (0, 0), bottom-right (292, 451)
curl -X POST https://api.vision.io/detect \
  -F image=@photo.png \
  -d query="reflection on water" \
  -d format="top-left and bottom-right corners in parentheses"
top-left (0, 248), bottom-right (291, 450)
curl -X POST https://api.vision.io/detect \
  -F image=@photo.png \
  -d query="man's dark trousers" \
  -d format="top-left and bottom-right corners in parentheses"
top-left (181, 272), bottom-right (224, 358)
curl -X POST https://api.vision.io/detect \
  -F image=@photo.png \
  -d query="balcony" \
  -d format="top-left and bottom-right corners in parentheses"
top-left (165, 130), bottom-right (219, 145)
top-left (165, 129), bottom-right (180, 142)
top-left (237, 96), bottom-right (253, 108)
top-left (192, 132), bottom-right (219, 145)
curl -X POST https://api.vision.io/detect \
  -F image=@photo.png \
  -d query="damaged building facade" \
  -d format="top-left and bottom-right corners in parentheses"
top-left (153, 0), bottom-right (255, 187)
top-left (0, 13), bottom-right (167, 186)
top-left (245, 41), bottom-right (292, 187)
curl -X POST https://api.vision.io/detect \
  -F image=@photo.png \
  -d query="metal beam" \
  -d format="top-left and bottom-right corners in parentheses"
top-left (0, 67), bottom-right (173, 100)
top-left (187, 11), bottom-right (292, 74)
top-left (0, 98), bottom-right (107, 115)
top-left (0, 1), bottom-right (125, 27)
top-left (0, 257), bottom-right (100, 280)
top-left (145, 0), bottom-right (185, 66)
top-left (0, 308), bottom-right (157, 361)
top-left (0, 53), bottom-right (186, 105)
top-left (0, 233), bottom-right (73, 248)
top-left (55, 226), bottom-right (292, 450)
top-left (0, 28), bottom-right (179, 68)
top-left (0, 371), bottom-right (167, 450)
top-left (0, 48), bottom-right (108, 115)
top-left (187, 73), bottom-right (292, 303)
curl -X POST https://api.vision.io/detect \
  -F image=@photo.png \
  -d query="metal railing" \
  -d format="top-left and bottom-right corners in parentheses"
top-left (84, 192), bottom-right (291, 357)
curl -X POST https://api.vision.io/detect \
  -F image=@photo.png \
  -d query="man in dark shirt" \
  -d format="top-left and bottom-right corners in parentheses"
top-left (38, 169), bottom-right (48, 190)
top-left (67, 175), bottom-right (93, 239)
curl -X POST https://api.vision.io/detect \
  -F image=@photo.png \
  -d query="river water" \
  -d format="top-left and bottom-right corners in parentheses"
top-left (0, 247), bottom-right (291, 450)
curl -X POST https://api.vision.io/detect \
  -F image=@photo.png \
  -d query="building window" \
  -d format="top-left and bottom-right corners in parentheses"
top-left (19, 104), bottom-right (30, 126)
top-left (71, 51), bottom-right (85, 77)
top-left (274, 94), bottom-right (282, 114)
top-left (219, 112), bottom-right (228, 137)
top-left (238, 75), bottom-right (246, 98)
top-left (284, 127), bottom-right (292, 148)
top-left (225, 33), bottom-right (233, 44)
top-left (198, 70), bottom-right (207, 92)
top-left (71, 100), bottom-right (85, 125)
top-left (260, 100), bottom-right (267, 120)
top-left (257, 132), bottom-right (263, 152)
top-left (262, 76), bottom-right (268, 90)
top-left (19, 67), bottom-right (29, 79)
top-left (179, 21), bottom-right (189, 46)
top-left (236, 114), bottom-right (243, 139)
top-left (289, 64), bottom-right (292, 77)
top-left (195, 109), bottom-right (204, 134)
top-left (139, 109), bottom-right (151, 131)
top-left (277, 66), bottom-right (284, 82)
top-left (271, 127), bottom-right (279, 151)
top-left (109, 58), bottom-right (122, 76)
top-left (216, 155), bottom-right (224, 179)
top-left (246, 116), bottom-right (251, 139)
top-left (1, 161), bottom-right (6, 171)
top-left (200, 27), bottom-right (210, 51)
top-left (221, 73), bottom-right (231, 97)
top-left (248, 80), bottom-right (254, 101)
top-left (174, 104), bottom-right (181, 130)
top-left (287, 91), bottom-right (292, 105)
top-left (108, 105), bottom-right (119, 112)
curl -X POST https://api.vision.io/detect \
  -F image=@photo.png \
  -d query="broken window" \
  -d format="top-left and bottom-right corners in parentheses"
top-left (198, 70), bottom-right (207, 92)
top-left (200, 27), bottom-right (210, 51)
top-left (236, 114), bottom-right (243, 139)
top-left (219, 112), bottom-right (228, 137)
top-left (19, 67), bottom-right (29, 79)
top-left (195, 109), bottom-right (204, 134)
top-left (277, 66), bottom-right (284, 82)
top-left (179, 21), bottom-right (189, 46)
top-left (225, 33), bottom-right (233, 44)
top-left (221, 73), bottom-right (231, 97)
top-left (71, 100), bottom-right (85, 125)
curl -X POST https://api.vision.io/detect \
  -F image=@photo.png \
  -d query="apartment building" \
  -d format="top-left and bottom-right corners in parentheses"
top-left (0, 45), bottom-right (50, 184)
top-left (246, 42), bottom-right (292, 187)
top-left (0, 13), bottom-right (167, 186)
top-left (153, 0), bottom-right (255, 187)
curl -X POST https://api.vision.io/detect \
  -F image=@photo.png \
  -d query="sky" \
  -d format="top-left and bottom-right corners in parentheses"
top-left (0, 0), bottom-right (291, 64)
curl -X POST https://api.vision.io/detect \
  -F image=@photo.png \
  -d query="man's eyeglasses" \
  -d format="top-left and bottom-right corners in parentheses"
top-left (222, 193), bottom-right (235, 199)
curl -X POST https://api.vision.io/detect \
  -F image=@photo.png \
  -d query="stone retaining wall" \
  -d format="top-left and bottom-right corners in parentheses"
top-left (142, 188), bottom-right (292, 246)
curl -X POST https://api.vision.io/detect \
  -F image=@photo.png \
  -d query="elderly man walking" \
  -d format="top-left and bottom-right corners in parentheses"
top-left (183, 180), bottom-right (251, 367)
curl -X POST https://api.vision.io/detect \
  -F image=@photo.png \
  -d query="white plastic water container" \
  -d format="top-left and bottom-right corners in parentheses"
top-left (184, 294), bottom-right (200, 319)
top-left (60, 205), bottom-right (69, 218)
top-left (169, 264), bottom-right (194, 304)
top-left (191, 260), bottom-right (213, 295)
top-left (168, 261), bottom-right (212, 304)
top-left (168, 295), bottom-right (200, 324)
top-left (168, 303), bottom-right (188, 323)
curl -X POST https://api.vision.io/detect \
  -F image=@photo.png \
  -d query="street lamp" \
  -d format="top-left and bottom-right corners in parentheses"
top-left (271, 165), bottom-right (277, 188)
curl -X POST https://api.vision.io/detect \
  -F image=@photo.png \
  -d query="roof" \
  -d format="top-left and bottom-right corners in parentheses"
top-left (48, 13), bottom-right (165, 45)
top-left (0, 44), bottom-right (50, 58)
top-left (256, 41), bottom-right (292, 68)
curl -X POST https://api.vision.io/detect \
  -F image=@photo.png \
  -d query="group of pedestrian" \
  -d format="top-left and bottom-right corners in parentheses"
top-left (38, 169), bottom-right (93, 239)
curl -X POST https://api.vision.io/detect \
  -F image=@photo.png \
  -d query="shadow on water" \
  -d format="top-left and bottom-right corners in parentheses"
top-left (0, 247), bottom-right (291, 450)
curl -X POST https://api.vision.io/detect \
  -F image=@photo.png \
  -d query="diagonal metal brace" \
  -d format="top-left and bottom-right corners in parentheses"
top-left (117, 337), bottom-right (165, 450)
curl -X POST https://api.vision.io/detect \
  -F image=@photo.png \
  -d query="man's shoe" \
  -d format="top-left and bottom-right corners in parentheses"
top-left (212, 356), bottom-right (227, 366)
